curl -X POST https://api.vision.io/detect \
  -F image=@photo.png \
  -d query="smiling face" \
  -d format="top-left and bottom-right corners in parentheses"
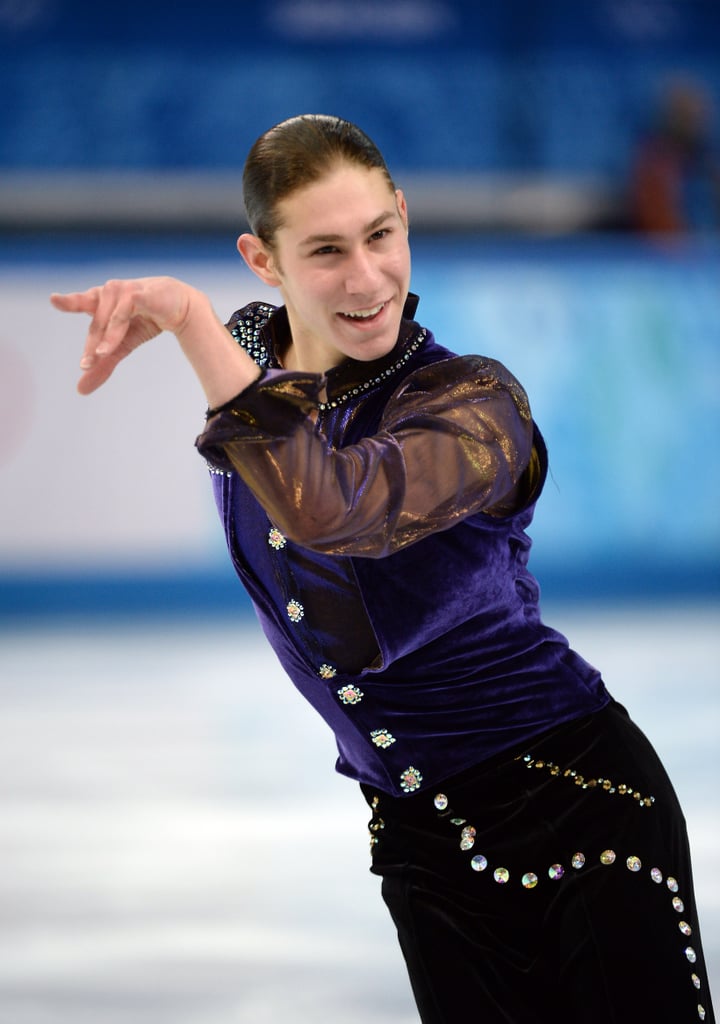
top-left (237, 162), bottom-right (411, 373)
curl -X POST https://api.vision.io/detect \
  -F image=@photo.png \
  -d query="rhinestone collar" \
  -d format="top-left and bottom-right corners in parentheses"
top-left (316, 329), bottom-right (427, 411)
top-left (228, 298), bottom-right (428, 411)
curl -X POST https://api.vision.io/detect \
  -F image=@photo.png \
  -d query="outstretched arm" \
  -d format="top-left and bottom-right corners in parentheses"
top-left (51, 276), bottom-right (261, 405)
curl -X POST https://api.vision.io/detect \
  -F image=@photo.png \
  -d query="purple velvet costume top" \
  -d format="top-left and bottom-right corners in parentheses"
top-left (196, 295), bottom-right (610, 797)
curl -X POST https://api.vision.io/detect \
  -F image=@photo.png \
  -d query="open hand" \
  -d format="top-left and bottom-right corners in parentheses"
top-left (51, 276), bottom-right (194, 394)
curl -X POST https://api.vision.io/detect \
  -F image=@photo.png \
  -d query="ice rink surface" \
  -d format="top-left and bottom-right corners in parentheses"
top-left (1, 603), bottom-right (718, 1023)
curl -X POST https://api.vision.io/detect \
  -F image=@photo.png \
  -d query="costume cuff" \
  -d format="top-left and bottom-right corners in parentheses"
top-left (195, 368), bottom-right (324, 471)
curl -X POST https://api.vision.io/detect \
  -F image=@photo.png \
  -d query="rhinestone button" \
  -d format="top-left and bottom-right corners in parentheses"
top-left (370, 729), bottom-right (396, 749)
top-left (400, 767), bottom-right (423, 793)
top-left (548, 863), bottom-right (565, 881)
top-left (493, 867), bottom-right (510, 884)
top-left (522, 872), bottom-right (538, 889)
top-left (471, 855), bottom-right (488, 872)
top-left (685, 947), bottom-right (697, 963)
top-left (600, 849), bottom-right (616, 865)
top-left (286, 599), bottom-right (304, 623)
top-left (337, 684), bottom-right (364, 705)
top-left (267, 527), bottom-right (286, 550)
top-left (571, 852), bottom-right (586, 869)
top-left (626, 855), bottom-right (642, 872)
top-left (433, 793), bottom-right (449, 811)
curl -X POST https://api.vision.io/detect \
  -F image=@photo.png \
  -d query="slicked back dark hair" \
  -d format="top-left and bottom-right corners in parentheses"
top-left (242, 114), bottom-right (396, 245)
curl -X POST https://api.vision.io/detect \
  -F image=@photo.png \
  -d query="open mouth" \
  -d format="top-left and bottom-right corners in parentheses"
top-left (339, 302), bottom-right (386, 322)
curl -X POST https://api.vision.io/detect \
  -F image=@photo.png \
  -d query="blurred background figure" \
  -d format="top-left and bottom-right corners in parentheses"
top-left (630, 77), bottom-right (720, 233)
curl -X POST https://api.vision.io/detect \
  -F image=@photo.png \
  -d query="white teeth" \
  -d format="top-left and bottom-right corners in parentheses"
top-left (343, 303), bottom-right (384, 319)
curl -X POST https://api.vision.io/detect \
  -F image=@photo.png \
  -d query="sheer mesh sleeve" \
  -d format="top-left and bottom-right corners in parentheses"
top-left (196, 355), bottom-right (538, 558)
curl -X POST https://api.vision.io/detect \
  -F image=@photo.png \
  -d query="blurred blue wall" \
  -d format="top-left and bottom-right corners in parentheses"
top-left (1, 0), bottom-right (719, 182)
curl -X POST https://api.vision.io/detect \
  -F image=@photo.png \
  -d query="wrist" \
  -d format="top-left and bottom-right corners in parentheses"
top-left (173, 285), bottom-right (213, 340)
top-left (172, 290), bottom-right (262, 407)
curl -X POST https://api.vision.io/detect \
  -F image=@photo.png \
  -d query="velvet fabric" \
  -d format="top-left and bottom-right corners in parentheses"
top-left (196, 298), bottom-right (610, 797)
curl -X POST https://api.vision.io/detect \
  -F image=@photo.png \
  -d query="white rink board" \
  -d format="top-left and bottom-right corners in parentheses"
top-left (0, 262), bottom-right (274, 571)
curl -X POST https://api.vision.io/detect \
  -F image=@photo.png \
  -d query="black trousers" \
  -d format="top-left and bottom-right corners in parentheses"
top-left (362, 701), bottom-right (715, 1023)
